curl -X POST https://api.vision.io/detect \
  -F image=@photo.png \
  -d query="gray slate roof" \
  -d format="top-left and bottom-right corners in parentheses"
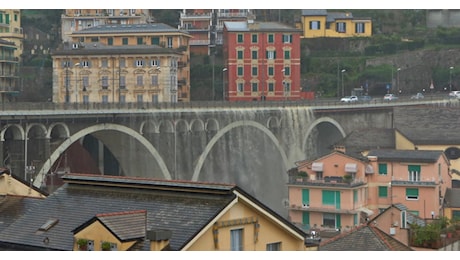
top-left (336, 127), bottom-right (395, 158)
top-left (367, 149), bottom-right (444, 163)
top-left (394, 106), bottom-right (460, 145)
top-left (0, 196), bottom-right (44, 234)
top-left (444, 188), bottom-right (460, 208)
top-left (72, 23), bottom-right (190, 35)
top-left (389, 204), bottom-right (426, 227)
top-left (224, 21), bottom-right (302, 32)
top-left (0, 174), bottom-right (305, 251)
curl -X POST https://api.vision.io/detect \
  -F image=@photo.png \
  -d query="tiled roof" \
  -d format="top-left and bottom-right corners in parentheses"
top-left (444, 188), bottom-right (460, 208)
top-left (301, 10), bottom-right (328, 16)
top-left (72, 23), bottom-right (190, 35)
top-left (367, 149), bottom-right (444, 163)
top-left (394, 106), bottom-right (460, 145)
top-left (319, 224), bottom-right (412, 251)
top-left (0, 196), bottom-right (44, 233)
top-left (224, 21), bottom-right (302, 32)
top-left (51, 44), bottom-right (182, 56)
top-left (0, 174), bottom-right (305, 251)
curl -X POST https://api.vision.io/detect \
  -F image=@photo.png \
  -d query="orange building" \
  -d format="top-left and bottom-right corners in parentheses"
top-left (222, 20), bottom-right (302, 101)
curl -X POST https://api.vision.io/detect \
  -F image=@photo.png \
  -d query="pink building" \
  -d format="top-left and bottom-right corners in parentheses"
top-left (288, 149), bottom-right (451, 233)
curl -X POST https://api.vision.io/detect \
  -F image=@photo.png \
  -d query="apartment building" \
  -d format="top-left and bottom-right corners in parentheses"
top-left (0, 9), bottom-right (23, 61)
top-left (0, 39), bottom-right (20, 97)
top-left (60, 9), bottom-right (151, 43)
top-left (222, 20), bottom-right (302, 101)
top-left (297, 9), bottom-right (372, 38)
top-left (287, 148), bottom-right (451, 233)
top-left (51, 23), bottom-right (191, 104)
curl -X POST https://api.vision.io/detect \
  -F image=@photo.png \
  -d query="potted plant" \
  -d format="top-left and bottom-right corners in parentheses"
top-left (343, 174), bottom-right (352, 183)
top-left (77, 238), bottom-right (88, 250)
top-left (101, 241), bottom-right (111, 251)
top-left (297, 171), bottom-right (308, 182)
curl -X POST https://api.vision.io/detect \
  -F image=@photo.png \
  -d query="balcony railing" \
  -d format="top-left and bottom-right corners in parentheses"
top-left (288, 176), bottom-right (366, 187)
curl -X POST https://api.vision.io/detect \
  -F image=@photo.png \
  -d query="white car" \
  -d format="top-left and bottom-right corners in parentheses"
top-left (411, 93), bottom-right (424, 99)
top-left (340, 96), bottom-right (358, 103)
top-left (383, 94), bottom-right (398, 101)
top-left (449, 91), bottom-right (460, 99)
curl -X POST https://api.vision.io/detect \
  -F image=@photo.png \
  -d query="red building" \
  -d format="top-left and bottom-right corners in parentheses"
top-left (223, 20), bottom-right (303, 101)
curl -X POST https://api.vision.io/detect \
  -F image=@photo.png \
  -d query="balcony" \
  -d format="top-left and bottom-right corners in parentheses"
top-left (288, 176), bottom-right (366, 188)
top-left (177, 78), bottom-right (187, 86)
top-left (390, 179), bottom-right (437, 187)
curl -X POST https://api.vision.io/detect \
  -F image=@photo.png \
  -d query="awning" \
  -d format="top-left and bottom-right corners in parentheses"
top-left (365, 164), bottom-right (374, 174)
top-left (312, 162), bottom-right (323, 172)
top-left (345, 163), bottom-right (357, 173)
top-left (358, 207), bottom-right (374, 216)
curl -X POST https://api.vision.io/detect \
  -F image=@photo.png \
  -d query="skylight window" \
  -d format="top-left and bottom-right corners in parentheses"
top-left (38, 218), bottom-right (59, 231)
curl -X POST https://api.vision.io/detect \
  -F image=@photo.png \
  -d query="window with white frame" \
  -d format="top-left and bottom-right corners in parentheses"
top-left (282, 34), bottom-right (292, 43)
top-left (167, 37), bottom-right (173, 48)
top-left (309, 21), bottom-right (321, 30)
top-left (266, 242), bottom-right (281, 251)
top-left (267, 50), bottom-right (275, 59)
top-left (136, 59), bottom-right (144, 67)
top-left (336, 22), bottom-right (346, 33)
top-left (230, 228), bottom-right (243, 251)
top-left (408, 165), bottom-right (420, 181)
top-left (150, 59), bottom-right (160, 67)
top-left (355, 23), bottom-right (365, 33)
top-left (323, 213), bottom-right (336, 228)
top-left (237, 82), bottom-right (244, 92)
top-left (82, 60), bottom-right (90, 67)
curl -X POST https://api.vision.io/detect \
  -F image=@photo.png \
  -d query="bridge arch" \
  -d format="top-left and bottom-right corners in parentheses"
top-left (33, 123), bottom-right (171, 187)
top-left (302, 116), bottom-right (347, 153)
top-left (47, 123), bottom-right (70, 139)
top-left (1, 124), bottom-right (25, 141)
top-left (192, 120), bottom-right (290, 181)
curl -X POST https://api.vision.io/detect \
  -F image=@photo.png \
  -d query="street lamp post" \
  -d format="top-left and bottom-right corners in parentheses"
top-left (222, 68), bottom-right (227, 101)
top-left (396, 68), bottom-right (401, 94)
top-left (450, 66), bottom-right (454, 91)
top-left (74, 63), bottom-right (80, 103)
top-left (341, 69), bottom-right (346, 97)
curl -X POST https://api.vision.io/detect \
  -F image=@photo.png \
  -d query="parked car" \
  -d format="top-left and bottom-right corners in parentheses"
top-left (358, 95), bottom-right (373, 102)
top-left (411, 93), bottom-right (424, 99)
top-left (383, 94), bottom-right (398, 101)
top-left (340, 96), bottom-right (358, 103)
top-left (448, 91), bottom-right (460, 99)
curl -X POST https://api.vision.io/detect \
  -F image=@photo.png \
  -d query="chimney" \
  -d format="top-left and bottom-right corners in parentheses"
top-left (146, 229), bottom-right (172, 251)
top-left (334, 145), bottom-right (346, 153)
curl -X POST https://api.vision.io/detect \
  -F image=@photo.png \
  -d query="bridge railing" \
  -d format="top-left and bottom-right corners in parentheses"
top-left (0, 93), bottom-right (454, 111)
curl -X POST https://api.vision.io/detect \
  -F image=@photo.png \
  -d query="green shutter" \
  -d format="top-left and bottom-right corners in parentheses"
top-left (408, 165), bottom-right (420, 172)
top-left (406, 188), bottom-right (419, 196)
top-left (353, 190), bottom-right (358, 202)
top-left (378, 163), bottom-right (387, 174)
top-left (322, 190), bottom-right (335, 205)
top-left (302, 189), bottom-right (309, 204)
top-left (378, 186), bottom-right (388, 197)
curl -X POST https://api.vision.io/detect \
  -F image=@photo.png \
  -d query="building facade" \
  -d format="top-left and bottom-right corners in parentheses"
top-left (287, 149), bottom-right (451, 233)
top-left (60, 9), bottom-right (152, 43)
top-left (223, 20), bottom-right (302, 101)
top-left (51, 23), bottom-right (191, 104)
top-left (0, 39), bottom-right (20, 98)
top-left (0, 9), bottom-right (23, 61)
top-left (297, 9), bottom-right (372, 38)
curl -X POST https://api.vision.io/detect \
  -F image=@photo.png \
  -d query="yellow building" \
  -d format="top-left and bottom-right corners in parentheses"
top-left (0, 173), bottom-right (309, 251)
top-left (0, 9), bottom-right (23, 61)
top-left (297, 9), bottom-right (372, 38)
top-left (51, 23), bottom-right (191, 103)
top-left (60, 9), bottom-right (152, 43)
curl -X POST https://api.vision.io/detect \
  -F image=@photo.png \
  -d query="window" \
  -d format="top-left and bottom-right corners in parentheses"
top-left (102, 95), bottom-right (108, 103)
top-left (137, 75), bottom-right (143, 86)
top-left (353, 190), bottom-right (358, 203)
top-left (82, 60), bottom-right (90, 67)
top-left (83, 95), bottom-right (89, 104)
top-left (355, 23), bottom-right (365, 33)
top-left (137, 37), bottom-right (143, 45)
top-left (251, 34), bottom-right (258, 43)
top-left (151, 37), bottom-right (160, 45)
top-left (136, 59), bottom-right (144, 67)
top-left (150, 59), bottom-right (160, 67)
top-left (302, 212), bottom-right (310, 229)
top-left (107, 37), bottom-right (113, 45)
top-left (302, 189), bottom-right (310, 206)
top-left (378, 186), bottom-right (388, 198)
top-left (90, 37), bottom-right (98, 42)
top-left (408, 165), bottom-right (421, 181)
top-left (237, 34), bottom-right (243, 43)
top-left (230, 228), bottom-right (243, 251)
top-left (252, 50), bottom-right (258, 59)
top-left (337, 22), bottom-right (346, 33)
top-left (119, 58), bottom-right (126, 68)
top-left (309, 21), bottom-right (321, 30)
top-left (119, 76), bottom-right (126, 89)
top-left (251, 82), bottom-right (258, 92)
top-left (378, 163), bottom-right (387, 175)
top-left (322, 190), bottom-right (339, 207)
top-left (267, 50), bottom-right (276, 59)
top-left (101, 76), bottom-right (109, 89)
top-left (151, 75), bottom-right (159, 86)
top-left (323, 213), bottom-right (337, 228)
top-left (122, 38), bottom-right (128, 45)
top-left (237, 83), bottom-right (244, 92)
top-left (101, 59), bottom-right (108, 68)
top-left (252, 66), bottom-right (258, 76)
top-left (237, 50), bottom-right (243, 60)
top-left (401, 211), bottom-right (407, 228)
top-left (120, 95), bottom-right (126, 103)
top-left (82, 76), bottom-right (89, 88)
top-left (167, 37), bottom-right (173, 48)
top-left (282, 34), bottom-right (292, 43)
top-left (268, 34), bottom-right (274, 43)
top-left (406, 188), bottom-right (419, 200)
top-left (266, 242), bottom-right (281, 251)
top-left (268, 82), bottom-right (274, 92)
top-left (152, 94), bottom-right (158, 103)
top-left (268, 67), bottom-right (274, 76)
top-left (283, 82), bottom-right (291, 93)
top-left (284, 50), bottom-right (290, 59)
top-left (237, 66), bottom-right (243, 76)
top-left (283, 67), bottom-right (290, 76)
